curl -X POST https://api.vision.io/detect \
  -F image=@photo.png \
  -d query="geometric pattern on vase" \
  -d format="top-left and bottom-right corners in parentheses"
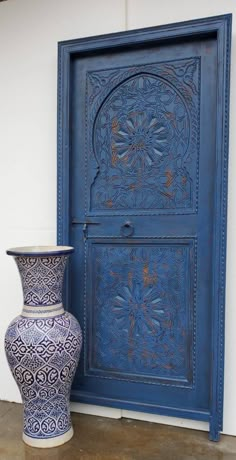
top-left (4, 247), bottom-right (82, 448)
top-left (16, 255), bottom-right (68, 306)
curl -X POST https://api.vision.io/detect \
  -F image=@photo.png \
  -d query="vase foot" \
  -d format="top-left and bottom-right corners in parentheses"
top-left (22, 426), bottom-right (74, 448)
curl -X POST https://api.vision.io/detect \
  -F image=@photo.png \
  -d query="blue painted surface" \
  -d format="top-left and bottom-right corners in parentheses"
top-left (57, 15), bottom-right (232, 441)
top-left (87, 241), bottom-right (194, 386)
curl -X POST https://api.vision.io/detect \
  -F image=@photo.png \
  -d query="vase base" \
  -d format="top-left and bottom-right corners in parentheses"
top-left (22, 427), bottom-right (74, 448)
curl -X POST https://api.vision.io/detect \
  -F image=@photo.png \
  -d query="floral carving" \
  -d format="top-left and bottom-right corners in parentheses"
top-left (112, 111), bottom-right (171, 167)
top-left (89, 244), bottom-right (193, 384)
top-left (113, 282), bottom-right (163, 336)
top-left (87, 59), bottom-right (199, 213)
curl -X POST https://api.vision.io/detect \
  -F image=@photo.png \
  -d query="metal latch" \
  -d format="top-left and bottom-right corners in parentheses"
top-left (71, 219), bottom-right (100, 240)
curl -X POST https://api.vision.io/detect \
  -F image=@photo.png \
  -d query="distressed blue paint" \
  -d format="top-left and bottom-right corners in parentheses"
top-left (87, 242), bottom-right (194, 386)
top-left (57, 15), bottom-right (232, 441)
top-left (89, 61), bottom-right (199, 213)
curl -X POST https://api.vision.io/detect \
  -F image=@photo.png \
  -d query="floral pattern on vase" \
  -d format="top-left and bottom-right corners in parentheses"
top-left (4, 246), bottom-right (82, 448)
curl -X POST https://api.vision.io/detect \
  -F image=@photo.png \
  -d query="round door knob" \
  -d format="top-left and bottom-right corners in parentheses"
top-left (120, 221), bottom-right (134, 237)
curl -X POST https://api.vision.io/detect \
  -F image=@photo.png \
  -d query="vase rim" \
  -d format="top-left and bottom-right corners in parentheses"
top-left (6, 245), bottom-right (74, 257)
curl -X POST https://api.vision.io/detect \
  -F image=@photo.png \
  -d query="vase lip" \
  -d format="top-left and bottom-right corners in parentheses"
top-left (6, 245), bottom-right (74, 257)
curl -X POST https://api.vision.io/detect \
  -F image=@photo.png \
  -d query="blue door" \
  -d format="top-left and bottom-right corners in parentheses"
top-left (58, 16), bottom-right (231, 441)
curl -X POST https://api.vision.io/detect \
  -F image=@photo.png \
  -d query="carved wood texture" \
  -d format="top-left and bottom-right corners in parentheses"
top-left (87, 242), bottom-right (194, 386)
top-left (87, 59), bottom-right (199, 213)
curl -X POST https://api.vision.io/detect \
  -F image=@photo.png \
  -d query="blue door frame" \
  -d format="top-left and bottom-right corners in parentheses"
top-left (57, 15), bottom-right (232, 441)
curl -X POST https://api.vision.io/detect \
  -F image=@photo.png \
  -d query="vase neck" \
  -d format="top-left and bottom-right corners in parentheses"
top-left (14, 254), bottom-right (69, 309)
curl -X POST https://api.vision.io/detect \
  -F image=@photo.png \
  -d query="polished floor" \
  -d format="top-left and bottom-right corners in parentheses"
top-left (0, 402), bottom-right (236, 460)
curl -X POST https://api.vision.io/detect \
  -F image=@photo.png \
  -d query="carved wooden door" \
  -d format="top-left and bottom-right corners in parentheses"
top-left (58, 16), bottom-right (231, 441)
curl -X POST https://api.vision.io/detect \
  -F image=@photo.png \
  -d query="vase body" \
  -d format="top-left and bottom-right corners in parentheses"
top-left (4, 246), bottom-right (82, 448)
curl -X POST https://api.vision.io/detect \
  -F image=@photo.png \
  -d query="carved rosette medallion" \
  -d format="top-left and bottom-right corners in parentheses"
top-left (87, 242), bottom-right (194, 386)
top-left (86, 59), bottom-right (199, 213)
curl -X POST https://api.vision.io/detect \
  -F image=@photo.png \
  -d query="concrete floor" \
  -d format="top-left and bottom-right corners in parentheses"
top-left (0, 402), bottom-right (236, 460)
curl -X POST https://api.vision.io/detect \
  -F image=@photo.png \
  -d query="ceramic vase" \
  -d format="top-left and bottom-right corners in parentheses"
top-left (4, 246), bottom-right (82, 448)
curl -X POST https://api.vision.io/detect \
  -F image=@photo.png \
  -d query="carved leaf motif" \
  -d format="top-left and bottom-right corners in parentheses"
top-left (86, 62), bottom-right (199, 212)
top-left (92, 245), bottom-right (191, 382)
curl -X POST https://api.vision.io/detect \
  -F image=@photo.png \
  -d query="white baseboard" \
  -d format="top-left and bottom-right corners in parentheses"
top-left (70, 402), bottom-right (208, 432)
top-left (70, 402), bottom-right (122, 419)
top-left (121, 409), bottom-right (208, 432)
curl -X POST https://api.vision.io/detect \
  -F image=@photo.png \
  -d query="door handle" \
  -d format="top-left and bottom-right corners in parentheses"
top-left (120, 221), bottom-right (134, 237)
top-left (71, 219), bottom-right (100, 240)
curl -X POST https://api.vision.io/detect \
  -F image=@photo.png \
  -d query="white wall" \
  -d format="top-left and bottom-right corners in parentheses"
top-left (0, 0), bottom-right (235, 436)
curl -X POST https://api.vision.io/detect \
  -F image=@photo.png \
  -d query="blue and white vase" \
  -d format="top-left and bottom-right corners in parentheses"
top-left (4, 246), bottom-right (82, 448)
